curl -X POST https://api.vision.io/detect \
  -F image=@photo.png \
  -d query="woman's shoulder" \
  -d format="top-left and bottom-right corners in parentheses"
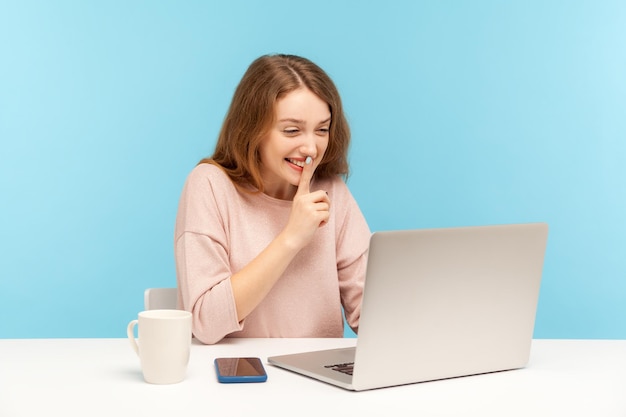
top-left (188, 162), bottom-right (227, 178)
top-left (185, 162), bottom-right (234, 190)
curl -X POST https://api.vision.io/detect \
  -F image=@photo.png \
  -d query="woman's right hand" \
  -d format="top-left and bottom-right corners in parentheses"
top-left (282, 158), bottom-right (330, 251)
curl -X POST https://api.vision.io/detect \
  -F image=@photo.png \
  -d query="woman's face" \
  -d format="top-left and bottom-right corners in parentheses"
top-left (259, 87), bottom-right (331, 200)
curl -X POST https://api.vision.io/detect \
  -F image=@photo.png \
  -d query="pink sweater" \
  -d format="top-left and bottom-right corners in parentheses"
top-left (174, 163), bottom-right (371, 344)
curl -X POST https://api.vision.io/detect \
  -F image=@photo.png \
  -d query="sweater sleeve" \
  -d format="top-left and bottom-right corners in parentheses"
top-left (174, 165), bottom-right (244, 344)
top-left (333, 180), bottom-right (371, 334)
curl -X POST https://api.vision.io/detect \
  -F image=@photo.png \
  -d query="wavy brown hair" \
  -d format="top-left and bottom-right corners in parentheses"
top-left (200, 54), bottom-right (351, 192)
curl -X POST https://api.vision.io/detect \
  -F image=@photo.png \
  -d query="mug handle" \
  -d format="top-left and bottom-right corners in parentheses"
top-left (127, 319), bottom-right (139, 356)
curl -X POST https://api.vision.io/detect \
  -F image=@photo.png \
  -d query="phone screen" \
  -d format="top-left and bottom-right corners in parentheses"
top-left (214, 357), bottom-right (267, 383)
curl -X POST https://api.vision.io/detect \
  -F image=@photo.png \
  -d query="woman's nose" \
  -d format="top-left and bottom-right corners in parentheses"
top-left (300, 133), bottom-right (318, 156)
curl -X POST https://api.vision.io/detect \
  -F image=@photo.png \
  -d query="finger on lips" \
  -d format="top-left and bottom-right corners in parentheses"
top-left (296, 156), bottom-right (314, 196)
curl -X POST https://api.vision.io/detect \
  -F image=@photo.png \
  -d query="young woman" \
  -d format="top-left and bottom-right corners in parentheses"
top-left (174, 54), bottom-right (370, 344)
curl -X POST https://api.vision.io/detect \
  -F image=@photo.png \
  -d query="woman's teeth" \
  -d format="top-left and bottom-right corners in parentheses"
top-left (286, 158), bottom-right (305, 168)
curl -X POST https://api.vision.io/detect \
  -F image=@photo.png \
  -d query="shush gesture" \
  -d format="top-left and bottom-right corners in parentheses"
top-left (285, 156), bottom-right (331, 251)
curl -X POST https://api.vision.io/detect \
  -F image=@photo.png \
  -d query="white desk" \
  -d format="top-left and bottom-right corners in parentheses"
top-left (1, 338), bottom-right (624, 416)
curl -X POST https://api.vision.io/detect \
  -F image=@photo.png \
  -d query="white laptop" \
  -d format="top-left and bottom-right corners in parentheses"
top-left (268, 223), bottom-right (549, 391)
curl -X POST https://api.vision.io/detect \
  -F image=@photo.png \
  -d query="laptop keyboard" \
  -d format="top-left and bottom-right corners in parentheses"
top-left (324, 362), bottom-right (354, 376)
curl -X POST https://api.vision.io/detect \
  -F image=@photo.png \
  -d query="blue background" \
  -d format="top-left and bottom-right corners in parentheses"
top-left (1, 1), bottom-right (624, 339)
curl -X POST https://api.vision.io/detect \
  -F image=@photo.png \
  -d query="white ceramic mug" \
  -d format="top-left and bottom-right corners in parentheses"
top-left (127, 309), bottom-right (192, 384)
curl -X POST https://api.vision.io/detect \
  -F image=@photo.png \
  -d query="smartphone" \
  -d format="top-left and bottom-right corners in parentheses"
top-left (214, 357), bottom-right (268, 383)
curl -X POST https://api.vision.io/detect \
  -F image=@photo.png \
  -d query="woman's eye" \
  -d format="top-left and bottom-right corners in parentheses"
top-left (284, 128), bottom-right (299, 135)
top-left (317, 128), bottom-right (330, 134)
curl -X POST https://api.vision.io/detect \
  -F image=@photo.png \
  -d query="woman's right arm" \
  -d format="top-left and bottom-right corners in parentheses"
top-left (175, 162), bottom-right (329, 344)
top-left (174, 165), bottom-right (243, 344)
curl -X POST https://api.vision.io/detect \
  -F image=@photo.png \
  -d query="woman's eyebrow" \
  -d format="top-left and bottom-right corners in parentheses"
top-left (278, 118), bottom-right (304, 124)
top-left (278, 116), bottom-right (331, 124)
